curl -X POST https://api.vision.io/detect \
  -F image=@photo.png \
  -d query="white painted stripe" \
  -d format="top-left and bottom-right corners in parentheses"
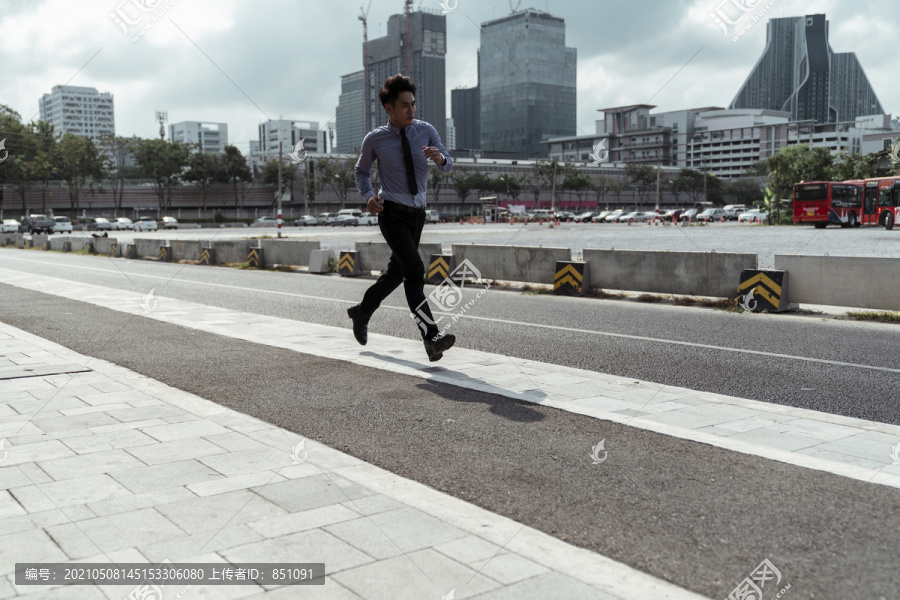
top-left (4, 255), bottom-right (899, 375)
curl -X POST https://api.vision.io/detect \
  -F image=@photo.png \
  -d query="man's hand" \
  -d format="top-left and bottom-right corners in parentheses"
top-left (422, 146), bottom-right (445, 165)
top-left (367, 195), bottom-right (384, 214)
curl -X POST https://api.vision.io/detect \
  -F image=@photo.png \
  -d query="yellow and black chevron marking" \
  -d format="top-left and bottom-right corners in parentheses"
top-left (554, 261), bottom-right (589, 296)
top-left (108, 243), bottom-right (117, 257)
top-left (338, 251), bottom-right (357, 276)
top-left (158, 246), bottom-right (171, 262)
top-left (125, 244), bottom-right (136, 259)
top-left (247, 247), bottom-right (263, 268)
top-left (199, 247), bottom-right (214, 266)
top-left (62, 241), bottom-right (71, 252)
top-left (738, 270), bottom-right (786, 312)
top-left (427, 255), bottom-right (453, 284)
top-left (43, 240), bottom-right (52, 251)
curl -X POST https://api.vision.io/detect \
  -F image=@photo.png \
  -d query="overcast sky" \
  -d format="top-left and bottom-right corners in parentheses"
top-left (1, 0), bottom-right (897, 154)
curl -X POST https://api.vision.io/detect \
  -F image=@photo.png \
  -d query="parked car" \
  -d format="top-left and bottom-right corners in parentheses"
top-left (680, 208), bottom-right (700, 222)
top-left (86, 217), bottom-right (113, 231)
top-left (661, 209), bottom-right (683, 223)
top-left (160, 216), bottom-right (178, 229)
top-left (52, 216), bottom-right (73, 233)
top-left (19, 214), bottom-right (55, 234)
top-left (574, 212), bottom-right (597, 223)
top-left (530, 209), bottom-right (555, 221)
top-left (318, 213), bottom-right (338, 226)
top-left (591, 211), bottom-right (612, 223)
top-left (697, 208), bottom-right (727, 222)
top-left (358, 213), bottom-right (378, 226)
top-left (112, 217), bottom-right (134, 230)
top-left (294, 215), bottom-right (319, 226)
top-left (332, 214), bottom-right (359, 227)
top-left (723, 204), bottom-right (747, 221)
top-left (425, 209), bottom-right (440, 223)
top-left (251, 216), bottom-right (278, 227)
top-left (738, 209), bottom-right (768, 223)
top-left (1, 219), bottom-right (20, 233)
top-left (604, 210), bottom-right (626, 223)
top-left (134, 216), bottom-right (158, 231)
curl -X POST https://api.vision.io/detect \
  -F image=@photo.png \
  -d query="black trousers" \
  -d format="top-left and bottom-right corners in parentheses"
top-left (359, 202), bottom-right (439, 340)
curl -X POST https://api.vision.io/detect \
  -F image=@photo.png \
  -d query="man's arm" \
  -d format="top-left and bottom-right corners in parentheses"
top-left (354, 132), bottom-right (377, 202)
top-left (422, 123), bottom-right (452, 173)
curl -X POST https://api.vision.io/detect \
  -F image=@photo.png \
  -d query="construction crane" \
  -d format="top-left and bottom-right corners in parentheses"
top-left (403, 0), bottom-right (413, 77)
top-left (508, 0), bottom-right (522, 13)
top-left (358, 0), bottom-right (373, 133)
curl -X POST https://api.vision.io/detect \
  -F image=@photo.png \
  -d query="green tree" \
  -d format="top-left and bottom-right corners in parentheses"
top-left (30, 120), bottom-right (59, 213)
top-left (493, 173), bottom-right (522, 203)
top-left (316, 156), bottom-right (355, 209)
top-left (536, 159), bottom-right (566, 210)
top-left (259, 158), bottom-right (297, 209)
top-left (676, 169), bottom-right (706, 206)
top-left (828, 151), bottom-right (888, 181)
top-left (765, 144), bottom-right (833, 202)
top-left (624, 163), bottom-right (655, 210)
top-left (589, 176), bottom-right (611, 211)
top-left (221, 145), bottom-right (253, 209)
top-left (561, 168), bottom-right (591, 209)
top-left (450, 171), bottom-right (478, 206)
top-left (0, 105), bottom-right (29, 216)
top-left (130, 138), bottom-right (192, 212)
top-left (54, 133), bottom-right (105, 215)
top-left (184, 151), bottom-right (227, 211)
top-left (725, 177), bottom-right (764, 206)
top-left (98, 133), bottom-right (142, 217)
top-left (428, 164), bottom-right (446, 206)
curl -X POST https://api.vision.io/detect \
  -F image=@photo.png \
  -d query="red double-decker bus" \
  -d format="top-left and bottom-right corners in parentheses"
top-left (861, 176), bottom-right (900, 230)
top-left (792, 180), bottom-right (865, 228)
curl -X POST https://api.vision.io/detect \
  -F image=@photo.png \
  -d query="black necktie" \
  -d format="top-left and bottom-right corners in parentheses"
top-left (400, 127), bottom-right (418, 196)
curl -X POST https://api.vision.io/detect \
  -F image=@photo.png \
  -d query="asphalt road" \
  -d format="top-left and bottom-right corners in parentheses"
top-left (1, 259), bottom-right (899, 598)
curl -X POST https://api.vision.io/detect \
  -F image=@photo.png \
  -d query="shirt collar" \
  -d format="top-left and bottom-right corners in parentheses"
top-left (386, 120), bottom-right (414, 135)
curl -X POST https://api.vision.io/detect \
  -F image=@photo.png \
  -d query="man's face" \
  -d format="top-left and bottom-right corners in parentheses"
top-left (386, 91), bottom-right (416, 127)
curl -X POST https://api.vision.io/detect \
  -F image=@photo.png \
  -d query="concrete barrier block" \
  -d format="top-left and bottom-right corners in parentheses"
top-left (427, 254), bottom-right (456, 284)
top-left (308, 249), bottom-right (334, 273)
top-left (125, 244), bottom-right (137, 259)
top-left (338, 251), bottom-right (359, 276)
top-left (247, 246), bottom-right (264, 268)
top-left (584, 249), bottom-right (757, 298)
top-left (199, 246), bottom-right (216, 265)
top-left (135, 239), bottom-right (166, 258)
top-left (211, 240), bottom-right (251, 264)
top-left (170, 240), bottom-right (202, 261)
top-left (158, 245), bottom-right (173, 262)
top-left (92, 237), bottom-right (117, 256)
top-left (356, 242), bottom-right (443, 273)
top-left (738, 270), bottom-right (789, 312)
top-left (258, 240), bottom-right (320, 267)
top-left (554, 262), bottom-right (590, 296)
top-left (774, 255), bottom-right (900, 311)
top-left (452, 244), bottom-right (571, 284)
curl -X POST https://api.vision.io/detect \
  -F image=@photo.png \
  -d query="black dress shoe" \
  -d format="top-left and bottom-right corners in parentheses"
top-left (347, 305), bottom-right (368, 345)
top-left (424, 333), bottom-right (456, 362)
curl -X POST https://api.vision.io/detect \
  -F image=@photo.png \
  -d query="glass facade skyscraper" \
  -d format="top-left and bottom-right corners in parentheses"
top-left (336, 71), bottom-right (366, 153)
top-left (479, 9), bottom-right (576, 157)
top-left (730, 14), bottom-right (883, 123)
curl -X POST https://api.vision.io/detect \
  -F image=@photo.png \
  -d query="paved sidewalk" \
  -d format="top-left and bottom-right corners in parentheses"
top-left (2, 267), bottom-right (900, 492)
top-left (0, 322), bottom-right (706, 600)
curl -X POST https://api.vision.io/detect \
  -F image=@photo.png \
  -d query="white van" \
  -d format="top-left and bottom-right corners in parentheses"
top-left (337, 209), bottom-right (363, 218)
top-left (425, 209), bottom-right (440, 223)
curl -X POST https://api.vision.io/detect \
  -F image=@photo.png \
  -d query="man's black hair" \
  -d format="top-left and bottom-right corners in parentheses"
top-left (379, 74), bottom-right (417, 108)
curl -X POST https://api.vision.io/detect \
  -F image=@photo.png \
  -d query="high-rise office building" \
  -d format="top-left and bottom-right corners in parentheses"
top-left (38, 85), bottom-right (115, 144)
top-left (445, 118), bottom-right (457, 151)
top-left (250, 120), bottom-right (327, 172)
top-left (451, 86), bottom-right (480, 150)
top-left (730, 14), bottom-right (884, 123)
top-left (168, 122), bottom-right (228, 153)
top-left (365, 8), bottom-right (447, 141)
top-left (479, 8), bottom-right (576, 157)
top-left (336, 70), bottom-right (367, 153)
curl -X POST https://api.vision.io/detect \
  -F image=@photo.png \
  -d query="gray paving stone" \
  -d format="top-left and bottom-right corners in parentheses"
top-left (206, 411), bottom-right (272, 433)
top-left (325, 507), bottom-right (467, 559)
top-left (154, 489), bottom-right (286, 535)
top-left (103, 404), bottom-right (187, 423)
top-left (241, 579), bottom-right (363, 599)
top-left (0, 529), bottom-right (68, 575)
top-left (37, 474), bottom-right (132, 509)
top-left (141, 420), bottom-right (231, 443)
top-left (472, 552), bottom-right (548, 586)
top-left (72, 507), bottom-right (186, 553)
top-left (433, 535), bottom-right (505, 567)
top-left (44, 521), bottom-right (103, 559)
top-left (253, 474), bottom-right (375, 514)
top-left (469, 571), bottom-right (615, 600)
top-left (86, 486), bottom-right (196, 517)
top-left (199, 446), bottom-right (295, 477)
top-left (333, 549), bottom-right (501, 600)
top-left (38, 449), bottom-right (144, 481)
top-left (9, 485), bottom-right (58, 513)
top-left (0, 465), bottom-right (34, 490)
top-left (203, 431), bottom-right (271, 452)
top-left (60, 429), bottom-right (157, 455)
top-left (0, 490), bottom-right (26, 519)
top-left (110, 459), bottom-right (223, 494)
top-left (138, 524), bottom-right (263, 564)
top-left (189, 472), bottom-right (284, 498)
top-left (124, 437), bottom-right (225, 466)
top-left (221, 529), bottom-right (374, 579)
top-left (32, 412), bottom-right (119, 433)
top-left (339, 494), bottom-right (405, 517)
top-left (247, 504), bottom-right (359, 539)
top-left (77, 389), bottom-right (161, 407)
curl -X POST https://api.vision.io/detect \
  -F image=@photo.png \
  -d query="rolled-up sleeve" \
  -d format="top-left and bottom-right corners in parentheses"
top-left (355, 132), bottom-right (376, 200)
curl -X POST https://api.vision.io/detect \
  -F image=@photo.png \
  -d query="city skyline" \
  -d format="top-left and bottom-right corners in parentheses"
top-left (1, 0), bottom-right (897, 156)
